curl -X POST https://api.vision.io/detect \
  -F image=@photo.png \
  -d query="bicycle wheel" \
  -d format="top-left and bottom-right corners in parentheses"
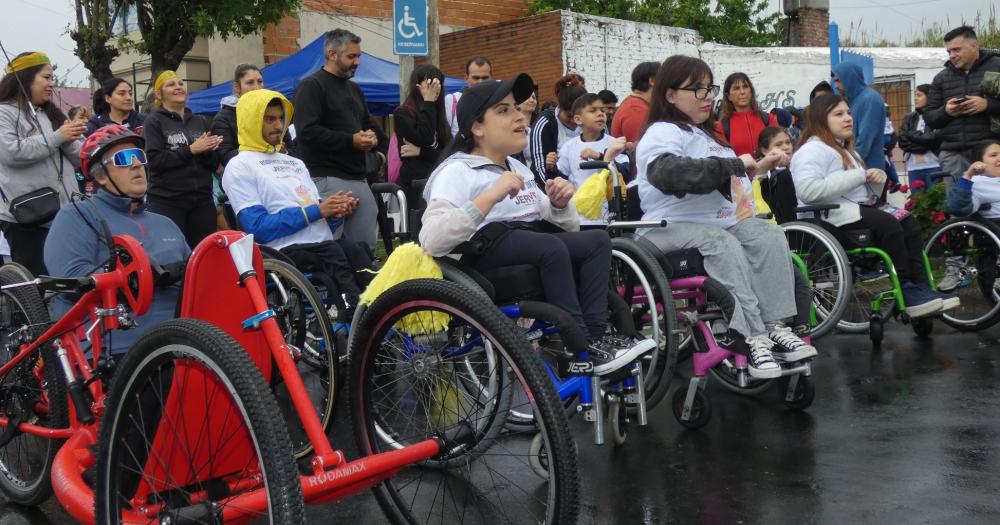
top-left (610, 237), bottom-right (678, 409)
top-left (782, 221), bottom-right (853, 338)
top-left (0, 268), bottom-right (66, 506)
top-left (350, 279), bottom-right (579, 524)
top-left (925, 218), bottom-right (1000, 331)
top-left (262, 258), bottom-right (338, 457)
top-left (96, 319), bottom-right (304, 524)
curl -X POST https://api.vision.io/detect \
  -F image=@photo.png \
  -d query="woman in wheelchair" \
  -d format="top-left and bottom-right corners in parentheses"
top-left (43, 124), bottom-right (191, 355)
top-left (634, 55), bottom-right (816, 380)
top-left (790, 93), bottom-right (959, 318)
top-left (419, 73), bottom-right (655, 375)
top-left (946, 140), bottom-right (1000, 219)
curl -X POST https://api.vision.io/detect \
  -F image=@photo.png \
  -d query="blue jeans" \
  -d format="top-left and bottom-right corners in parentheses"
top-left (907, 167), bottom-right (939, 193)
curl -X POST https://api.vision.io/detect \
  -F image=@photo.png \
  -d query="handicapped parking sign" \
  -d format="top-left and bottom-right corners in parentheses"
top-left (393, 0), bottom-right (428, 56)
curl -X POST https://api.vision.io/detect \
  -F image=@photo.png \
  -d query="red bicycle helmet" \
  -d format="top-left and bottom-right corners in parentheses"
top-left (79, 124), bottom-right (144, 181)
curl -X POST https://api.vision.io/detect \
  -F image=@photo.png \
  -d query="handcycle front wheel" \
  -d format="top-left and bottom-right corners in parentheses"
top-left (96, 318), bottom-right (304, 525)
top-left (0, 267), bottom-right (67, 506)
top-left (350, 279), bottom-right (579, 524)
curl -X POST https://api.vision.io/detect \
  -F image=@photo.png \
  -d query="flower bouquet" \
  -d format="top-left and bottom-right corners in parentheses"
top-left (902, 180), bottom-right (948, 240)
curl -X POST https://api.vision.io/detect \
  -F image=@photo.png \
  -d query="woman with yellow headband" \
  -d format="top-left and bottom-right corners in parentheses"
top-left (142, 69), bottom-right (223, 248)
top-left (0, 51), bottom-right (87, 276)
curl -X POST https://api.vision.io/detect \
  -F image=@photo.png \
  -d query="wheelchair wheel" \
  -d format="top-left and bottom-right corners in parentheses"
top-left (262, 258), bottom-right (338, 458)
top-left (350, 279), bottom-right (579, 524)
top-left (610, 237), bottom-right (679, 409)
top-left (96, 319), bottom-right (304, 524)
top-left (0, 268), bottom-right (67, 506)
top-left (912, 317), bottom-right (933, 338)
top-left (607, 393), bottom-right (627, 446)
top-left (709, 357), bottom-right (775, 396)
top-left (782, 221), bottom-right (853, 338)
top-left (869, 314), bottom-right (884, 346)
top-left (779, 374), bottom-right (814, 411)
top-left (671, 386), bottom-right (712, 430)
top-left (924, 218), bottom-right (1000, 331)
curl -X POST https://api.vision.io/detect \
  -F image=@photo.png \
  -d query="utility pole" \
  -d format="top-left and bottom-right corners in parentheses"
top-left (429, 0), bottom-right (440, 66)
top-left (399, 55), bottom-right (414, 104)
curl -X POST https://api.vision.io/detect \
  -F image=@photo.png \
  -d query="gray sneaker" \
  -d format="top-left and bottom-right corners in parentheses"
top-left (937, 261), bottom-right (970, 292)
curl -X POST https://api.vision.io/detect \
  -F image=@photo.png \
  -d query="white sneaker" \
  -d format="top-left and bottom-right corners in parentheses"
top-left (937, 261), bottom-right (970, 292)
top-left (589, 336), bottom-right (656, 376)
top-left (767, 326), bottom-right (818, 362)
top-left (746, 335), bottom-right (781, 379)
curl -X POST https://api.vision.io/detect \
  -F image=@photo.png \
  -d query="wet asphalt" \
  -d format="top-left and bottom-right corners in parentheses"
top-left (5, 320), bottom-right (1000, 524)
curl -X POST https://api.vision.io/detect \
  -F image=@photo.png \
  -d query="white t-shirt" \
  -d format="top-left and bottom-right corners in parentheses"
top-left (557, 132), bottom-right (629, 225)
top-left (970, 175), bottom-right (1000, 219)
top-left (636, 122), bottom-right (751, 230)
top-left (556, 116), bottom-right (582, 148)
top-left (427, 157), bottom-right (549, 230)
top-left (222, 151), bottom-right (334, 249)
top-left (904, 116), bottom-right (940, 172)
top-left (445, 91), bottom-right (462, 137)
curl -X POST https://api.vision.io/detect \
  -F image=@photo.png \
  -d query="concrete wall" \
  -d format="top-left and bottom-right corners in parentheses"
top-left (700, 43), bottom-right (947, 112)
top-left (560, 11), bottom-right (700, 99)
top-left (207, 33), bottom-right (265, 85)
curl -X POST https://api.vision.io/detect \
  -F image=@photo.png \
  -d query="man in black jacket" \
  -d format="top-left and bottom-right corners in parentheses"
top-left (924, 26), bottom-right (1000, 185)
top-left (293, 29), bottom-right (388, 252)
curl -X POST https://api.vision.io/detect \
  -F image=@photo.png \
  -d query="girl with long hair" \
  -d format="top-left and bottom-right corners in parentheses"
top-left (790, 93), bottom-right (956, 317)
top-left (392, 63), bottom-right (450, 204)
top-left (0, 51), bottom-right (85, 275)
top-left (635, 55), bottom-right (816, 378)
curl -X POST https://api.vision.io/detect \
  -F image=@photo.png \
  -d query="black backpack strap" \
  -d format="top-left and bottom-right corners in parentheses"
top-left (759, 111), bottom-right (770, 127)
top-left (722, 118), bottom-right (730, 140)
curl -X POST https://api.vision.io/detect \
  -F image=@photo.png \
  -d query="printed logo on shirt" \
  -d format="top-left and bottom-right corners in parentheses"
top-left (166, 132), bottom-right (189, 149)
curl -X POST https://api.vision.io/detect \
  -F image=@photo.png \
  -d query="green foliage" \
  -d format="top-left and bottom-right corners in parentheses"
top-left (842, 6), bottom-right (999, 49)
top-left (904, 182), bottom-right (948, 240)
top-left (528, 0), bottom-right (784, 47)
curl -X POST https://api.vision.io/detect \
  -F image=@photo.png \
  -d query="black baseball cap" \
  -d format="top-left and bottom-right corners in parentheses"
top-left (457, 73), bottom-right (535, 139)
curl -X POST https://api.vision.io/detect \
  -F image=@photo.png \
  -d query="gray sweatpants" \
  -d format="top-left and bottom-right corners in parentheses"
top-left (642, 218), bottom-right (797, 338)
top-left (312, 176), bottom-right (378, 253)
top-left (939, 149), bottom-right (973, 189)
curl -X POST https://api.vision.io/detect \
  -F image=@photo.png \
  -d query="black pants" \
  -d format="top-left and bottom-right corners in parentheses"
top-left (839, 206), bottom-right (926, 284)
top-left (148, 198), bottom-right (217, 250)
top-left (280, 239), bottom-right (373, 306)
top-left (474, 229), bottom-right (612, 338)
top-left (0, 221), bottom-right (49, 276)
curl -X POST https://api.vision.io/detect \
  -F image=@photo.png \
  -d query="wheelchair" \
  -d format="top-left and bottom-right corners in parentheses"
top-left (923, 210), bottom-right (1000, 331)
top-left (763, 169), bottom-right (946, 346)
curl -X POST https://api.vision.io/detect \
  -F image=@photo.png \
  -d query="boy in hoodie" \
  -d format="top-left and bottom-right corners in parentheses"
top-left (831, 61), bottom-right (887, 171)
top-left (222, 89), bottom-right (370, 312)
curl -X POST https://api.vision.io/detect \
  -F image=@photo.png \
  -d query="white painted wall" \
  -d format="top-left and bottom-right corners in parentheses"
top-left (559, 11), bottom-right (701, 99)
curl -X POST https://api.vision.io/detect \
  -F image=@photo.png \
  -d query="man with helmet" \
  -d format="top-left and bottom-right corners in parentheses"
top-left (43, 124), bottom-right (190, 355)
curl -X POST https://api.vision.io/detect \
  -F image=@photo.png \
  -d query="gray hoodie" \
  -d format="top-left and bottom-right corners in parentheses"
top-left (0, 101), bottom-right (81, 224)
top-left (419, 152), bottom-right (579, 256)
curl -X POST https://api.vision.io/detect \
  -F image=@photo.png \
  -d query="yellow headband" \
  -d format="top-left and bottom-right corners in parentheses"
top-left (4, 52), bottom-right (50, 74)
top-left (153, 70), bottom-right (178, 94)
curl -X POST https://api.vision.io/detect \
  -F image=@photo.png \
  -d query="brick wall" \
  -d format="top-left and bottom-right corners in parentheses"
top-left (263, 13), bottom-right (302, 64)
top-left (787, 7), bottom-right (829, 47)
top-left (428, 11), bottom-right (564, 103)
top-left (304, 0), bottom-right (528, 29)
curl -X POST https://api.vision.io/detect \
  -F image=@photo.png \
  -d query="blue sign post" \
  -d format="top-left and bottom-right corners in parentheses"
top-left (393, 0), bottom-right (428, 56)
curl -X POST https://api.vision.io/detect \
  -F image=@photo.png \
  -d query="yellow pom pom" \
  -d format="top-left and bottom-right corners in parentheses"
top-left (359, 242), bottom-right (450, 334)
top-left (606, 170), bottom-right (628, 201)
top-left (572, 169), bottom-right (610, 220)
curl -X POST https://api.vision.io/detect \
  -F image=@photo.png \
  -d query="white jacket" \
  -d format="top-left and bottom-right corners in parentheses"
top-left (789, 137), bottom-right (881, 227)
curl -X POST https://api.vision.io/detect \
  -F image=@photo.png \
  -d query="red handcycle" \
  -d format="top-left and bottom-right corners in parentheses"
top-left (0, 230), bottom-right (578, 524)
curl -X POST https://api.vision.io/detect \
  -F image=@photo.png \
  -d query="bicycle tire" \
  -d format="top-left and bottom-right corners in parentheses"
top-left (611, 237), bottom-right (678, 409)
top-left (0, 267), bottom-right (67, 506)
top-left (95, 318), bottom-right (304, 524)
top-left (262, 258), bottom-right (338, 457)
top-left (350, 279), bottom-right (579, 524)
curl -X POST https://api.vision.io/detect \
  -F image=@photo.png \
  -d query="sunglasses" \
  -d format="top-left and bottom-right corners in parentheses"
top-left (101, 148), bottom-right (147, 168)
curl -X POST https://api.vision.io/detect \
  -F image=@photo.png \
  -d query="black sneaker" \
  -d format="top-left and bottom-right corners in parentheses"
top-left (587, 335), bottom-right (656, 376)
top-left (746, 335), bottom-right (781, 379)
top-left (767, 326), bottom-right (818, 362)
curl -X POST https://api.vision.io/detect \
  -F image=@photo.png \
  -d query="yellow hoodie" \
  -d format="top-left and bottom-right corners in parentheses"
top-left (235, 89), bottom-right (294, 154)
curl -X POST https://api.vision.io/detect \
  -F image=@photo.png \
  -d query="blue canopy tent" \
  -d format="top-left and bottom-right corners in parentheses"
top-left (187, 35), bottom-right (464, 116)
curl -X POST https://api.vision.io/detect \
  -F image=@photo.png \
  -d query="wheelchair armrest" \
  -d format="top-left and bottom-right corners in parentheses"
top-left (929, 172), bottom-right (953, 182)
top-left (606, 220), bottom-right (667, 231)
top-left (794, 203), bottom-right (840, 213)
top-left (449, 240), bottom-right (484, 256)
top-left (579, 160), bottom-right (609, 170)
top-left (371, 182), bottom-right (404, 196)
top-left (756, 212), bottom-right (774, 220)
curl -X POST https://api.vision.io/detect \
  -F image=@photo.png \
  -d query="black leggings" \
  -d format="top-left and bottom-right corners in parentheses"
top-left (839, 206), bottom-right (926, 284)
top-left (474, 229), bottom-right (612, 338)
top-left (0, 221), bottom-right (49, 276)
top-left (148, 198), bottom-right (217, 250)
